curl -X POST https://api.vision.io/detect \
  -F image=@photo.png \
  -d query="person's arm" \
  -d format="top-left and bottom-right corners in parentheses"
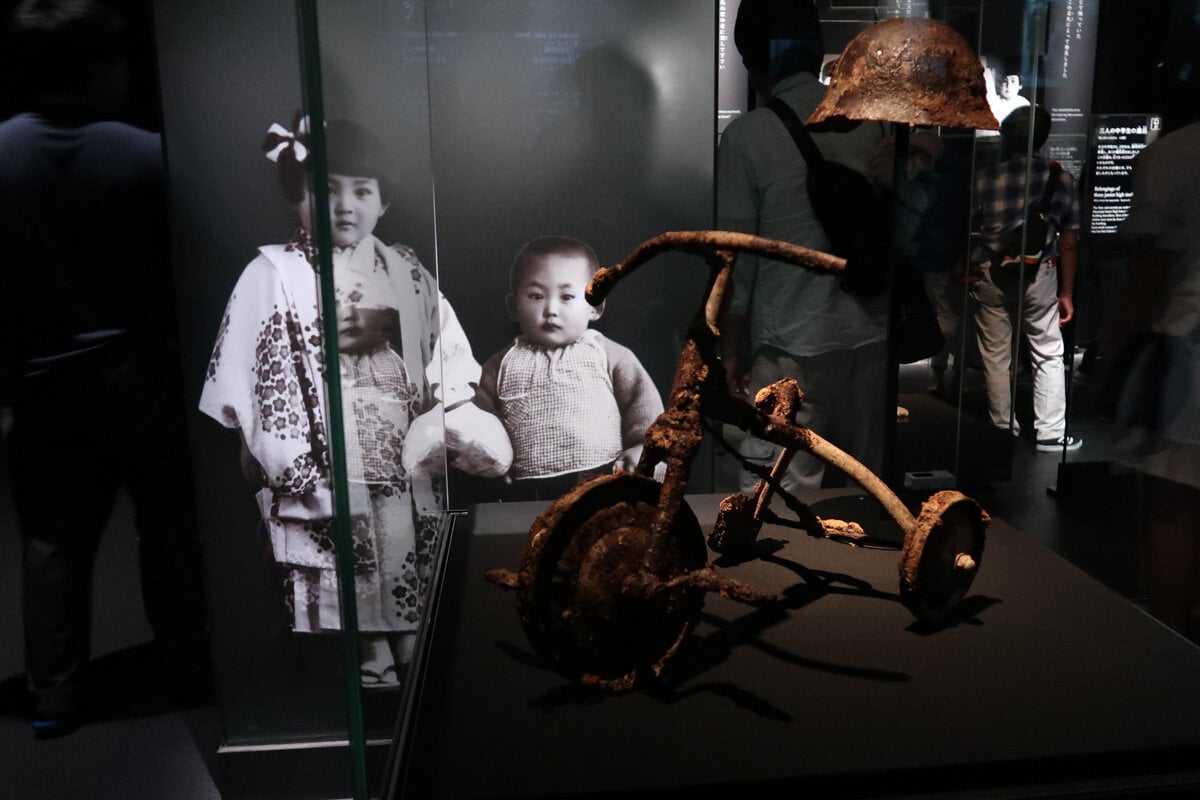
top-left (439, 350), bottom-right (513, 479)
top-left (715, 126), bottom-right (759, 394)
top-left (965, 168), bottom-right (991, 275)
top-left (1056, 228), bottom-right (1078, 325)
top-left (199, 255), bottom-right (324, 497)
top-left (606, 339), bottom-right (664, 472)
top-left (472, 350), bottom-right (504, 416)
top-left (239, 432), bottom-right (266, 485)
top-left (1053, 166), bottom-right (1082, 325)
top-left (426, 288), bottom-right (482, 410)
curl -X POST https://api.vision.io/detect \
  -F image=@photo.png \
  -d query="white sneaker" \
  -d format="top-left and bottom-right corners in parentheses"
top-left (1036, 435), bottom-right (1083, 452)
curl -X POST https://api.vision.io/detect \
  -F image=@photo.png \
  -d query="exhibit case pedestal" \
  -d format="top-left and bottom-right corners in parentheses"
top-left (398, 492), bottom-right (1200, 799)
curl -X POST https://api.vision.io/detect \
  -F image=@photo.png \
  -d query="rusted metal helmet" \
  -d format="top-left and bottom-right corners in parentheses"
top-left (808, 17), bottom-right (999, 130)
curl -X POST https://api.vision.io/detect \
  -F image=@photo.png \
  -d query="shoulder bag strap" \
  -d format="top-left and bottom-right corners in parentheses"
top-left (766, 97), bottom-right (827, 170)
top-left (1036, 162), bottom-right (1061, 214)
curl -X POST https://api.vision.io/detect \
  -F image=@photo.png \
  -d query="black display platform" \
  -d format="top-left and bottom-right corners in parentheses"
top-left (401, 492), bottom-right (1200, 799)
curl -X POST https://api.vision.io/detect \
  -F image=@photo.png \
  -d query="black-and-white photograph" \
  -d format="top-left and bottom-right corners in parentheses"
top-left (5, 2), bottom-right (1200, 799)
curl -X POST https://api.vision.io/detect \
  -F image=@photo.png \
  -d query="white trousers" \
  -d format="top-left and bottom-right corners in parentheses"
top-left (970, 261), bottom-right (1066, 440)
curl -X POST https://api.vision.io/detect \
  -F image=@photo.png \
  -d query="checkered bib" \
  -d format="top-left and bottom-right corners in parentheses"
top-left (498, 330), bottom-right (622, 478)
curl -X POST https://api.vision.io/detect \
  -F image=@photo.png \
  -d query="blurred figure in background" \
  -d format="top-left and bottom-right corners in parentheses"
top-left (1097, 119), bottom-right (1200, 638)
top-left (967, 104), bottom-right (1081, 452)
top-left (717, 0), bottom-right (887, 492)
top-left (0, 0), bottom-right (210, 738)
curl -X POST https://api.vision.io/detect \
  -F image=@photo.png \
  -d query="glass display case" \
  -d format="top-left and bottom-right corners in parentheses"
top-left (146, 1), bottom-right (1198, 797)
top-left (154, 0), bottom-right (717, 796)
top-left (154, 1), bottom-right (451, 796)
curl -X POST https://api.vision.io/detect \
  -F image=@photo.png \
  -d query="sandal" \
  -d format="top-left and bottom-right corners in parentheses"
top-left (360, 665), bottom-right (400, 689)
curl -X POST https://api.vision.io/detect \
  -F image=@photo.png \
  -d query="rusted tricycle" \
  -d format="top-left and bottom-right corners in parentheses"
top-left (486, 231), bottom-right (988, 692)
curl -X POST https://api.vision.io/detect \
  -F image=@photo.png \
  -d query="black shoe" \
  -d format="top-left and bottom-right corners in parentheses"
top-left (32, 713), bottom-right (80, 740)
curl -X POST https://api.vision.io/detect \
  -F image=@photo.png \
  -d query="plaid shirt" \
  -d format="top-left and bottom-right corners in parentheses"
top-left (971, 155), bottom-right (1080, 264)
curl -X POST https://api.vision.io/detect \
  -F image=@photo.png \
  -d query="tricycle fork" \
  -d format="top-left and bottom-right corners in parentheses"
top-left (633, 249), bottom-right (736, 580)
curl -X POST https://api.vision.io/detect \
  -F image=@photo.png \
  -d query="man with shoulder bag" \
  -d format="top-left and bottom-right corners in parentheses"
top-left (717, 0), bottom-right (888, 492)
top-left (968, 104), bottom-right (1082, 452)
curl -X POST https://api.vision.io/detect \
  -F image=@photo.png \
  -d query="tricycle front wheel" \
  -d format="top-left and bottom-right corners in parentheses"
top-left (515, 473), bottom-right (708, 691)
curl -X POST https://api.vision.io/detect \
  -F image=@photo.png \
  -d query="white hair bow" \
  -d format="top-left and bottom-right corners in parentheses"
top-left (262, 116), bottom-right (310, 163)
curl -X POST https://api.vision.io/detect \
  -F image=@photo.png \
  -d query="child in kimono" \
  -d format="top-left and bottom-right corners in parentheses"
top-left (200, 117), bottom-right (481, 686)
top-left (474, 235), bottom-right (663, 499)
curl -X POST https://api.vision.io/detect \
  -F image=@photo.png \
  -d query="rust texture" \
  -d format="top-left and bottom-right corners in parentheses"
top-left (818, 519), bottom-right (867, 541)
top-left (809, 17), bottom-right (999, 130)
top-left (486, 231), bottom-right (990, 691)
top-left (898, 490), bottom-right (989, 622)
top-left (708, 492), bottom-right (759, 556)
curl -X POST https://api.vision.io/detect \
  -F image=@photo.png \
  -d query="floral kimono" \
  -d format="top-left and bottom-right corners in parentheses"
top-left (200, 231), bottom-right (478, 633)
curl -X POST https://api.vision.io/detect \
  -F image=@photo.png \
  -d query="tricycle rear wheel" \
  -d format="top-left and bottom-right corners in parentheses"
top-left (899, 490), bottom-right (988, 623)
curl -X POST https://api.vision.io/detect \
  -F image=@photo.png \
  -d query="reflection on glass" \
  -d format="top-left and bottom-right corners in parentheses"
top-left (980, 54), bottom-right (1030, 133)
top-left (716, 1), bottom-right (888, 494)
top-left (199, 117), bottom-right (475, 688)
top-left (1094, 120), bottom-right (1200, 634)
top-left (965, 105), bottom-right (1082, 453)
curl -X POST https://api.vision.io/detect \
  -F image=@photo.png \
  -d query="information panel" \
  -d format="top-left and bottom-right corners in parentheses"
top-left (717, 0), bottom-right (746, 135)
top-left (1087, 114), bottom-right (1162, 237)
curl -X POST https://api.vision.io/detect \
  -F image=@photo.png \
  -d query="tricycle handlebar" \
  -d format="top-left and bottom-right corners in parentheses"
top-left (585, 230), bottom-right (847, 306)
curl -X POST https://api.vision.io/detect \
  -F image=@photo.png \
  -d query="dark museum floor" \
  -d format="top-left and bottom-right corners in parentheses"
top-left (0, 358), bottom-right (1191, 799)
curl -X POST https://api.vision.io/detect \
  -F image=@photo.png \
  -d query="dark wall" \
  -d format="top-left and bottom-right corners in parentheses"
top-left (1092, 0), bottom-right (1198, 131)
top-left (423, 1), bottom-right (715, 409)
